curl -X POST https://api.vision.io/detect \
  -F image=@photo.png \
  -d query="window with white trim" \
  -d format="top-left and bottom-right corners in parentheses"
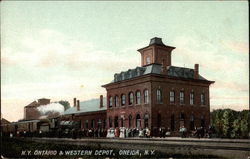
top-left (129, 92), bottom-right (134, 105)
top-left (190, 92), bottom-right (194, 105)
top-left (136, 91), bottom-right (141, 104)
top-left (156, 89), bottom-right (162, 103)
top-left (170, 91), bottom-right (175, 104)
top-left (144, 89), bottom-right (149, 104)
top-left (180, 91), bottom-right (184, 104)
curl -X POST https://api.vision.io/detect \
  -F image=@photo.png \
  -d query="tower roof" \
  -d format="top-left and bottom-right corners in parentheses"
top-left (149, 37), bottom-right (165, 46)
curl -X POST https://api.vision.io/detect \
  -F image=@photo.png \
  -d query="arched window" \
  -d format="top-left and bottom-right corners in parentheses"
top-left (190, 92), bottom-right (194, 105)
top-left (85, 120), bottom-right (89, 129)
top-left (136, 114), bottom-right (141, 128)
top-left (170, 91), bottom-right (175, 104)
top-left (109, 96), bottom-right (113, 107)
top-left (189, 115), bottom-right (195, 130)
top-left (156, 89), bottom-right (162, 103)
top-left (129, 115), bottom-right (133, 128)
top-left (128, 92), bottom-right (134, 105)
top-left (114, 116), bottom-right (119, 128)
top-left (170, 114), bottom-right (175, 131)
top-left (146, 56), bottom-right (151, 64)
top-left (201, 116), bottom-right (205, 128)
top-left (109, 117), bottom-right (113, 128)
top-left (157, 113), bottom-right (161, 127)
top-left (98, 119), bottom-right (102, 128)
top-left (121, 117), bottom-right (124, 127)
top-left (180, 91), bottom-right (184, 104)
top-left (136, 91), bottom-right (141, 104)
top-left (144, 114), bottom-right (149, 128)
top-left (121, 94), bottom-right (126, 106)
top-left (115, 95), bottom-right (119, 107)
top-left (91, 119), bottom-right (95, 128)
top-left (180, 113), bottom-right (185, 128)
top-left (201, 93), bottom-right (205, 105)
top-left (180, 113), bottom-right (185, 120)
top-left (103, 119), bottom-right (106, 129)
top-left (144, 89), bottom-right (149, 104)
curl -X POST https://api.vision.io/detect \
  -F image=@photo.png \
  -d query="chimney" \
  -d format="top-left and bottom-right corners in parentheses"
top-left (100, 95), bottom-right (103, 108)
top-left (73, 98), bottom-right (76, 107)
top-left (194, 64), bottom-right (199, 79)
top-left (161, 59), bottom-right (167, 74)
top-left (77, 100), bottom-right (80, 111)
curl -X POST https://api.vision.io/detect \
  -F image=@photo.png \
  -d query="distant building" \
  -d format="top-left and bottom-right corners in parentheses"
top-left (62, 97), bottom-right (107, 129)
top-left (24, 98), bottom-right (51, 120)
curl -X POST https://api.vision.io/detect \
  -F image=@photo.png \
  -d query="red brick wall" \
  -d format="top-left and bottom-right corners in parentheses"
top-left (104, 75), bottom-right (211, 131)
top-left (61, 111), bottom-right (106, 129)
top-left (139, 45), bottom-right (174, 66)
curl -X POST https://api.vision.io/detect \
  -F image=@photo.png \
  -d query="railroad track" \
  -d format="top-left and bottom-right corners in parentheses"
top-left (26, 137), bottom-right (250, 159)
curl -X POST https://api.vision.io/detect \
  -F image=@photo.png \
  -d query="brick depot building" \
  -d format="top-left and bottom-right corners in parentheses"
top-left (24, 98), bottom-right (51, 120)
top-left (102, 37), bottom-right (214, 134)
top-left (62, 37), bottom-right (214, 134)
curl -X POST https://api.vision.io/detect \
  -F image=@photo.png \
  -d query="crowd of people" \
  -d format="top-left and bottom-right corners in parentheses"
top-left (6, 126), bottom-right (215, 139)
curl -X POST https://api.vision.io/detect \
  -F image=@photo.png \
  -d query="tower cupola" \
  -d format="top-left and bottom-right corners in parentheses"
top-left (137, 37), bottom-right (176, 67)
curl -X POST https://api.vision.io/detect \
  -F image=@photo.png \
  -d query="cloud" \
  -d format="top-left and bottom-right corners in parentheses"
top-left (2, 29), bottom-right (139, 73)
top-left (222, 40), bottom-right (249, 54)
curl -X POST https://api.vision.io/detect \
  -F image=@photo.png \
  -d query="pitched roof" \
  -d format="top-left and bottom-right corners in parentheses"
top-left (1, 118), bottom-right (11, 125)
top-left (25, 100), bottom-right (38, 108)
top-left (111, 64), bottom-right (210, 83)
top-left (63, 98), bottom-right (107, 115)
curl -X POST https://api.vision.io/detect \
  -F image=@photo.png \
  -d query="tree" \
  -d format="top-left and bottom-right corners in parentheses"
top-left (222, 109), bottom-right (235, 138)
top-left (58, 100), bottom-right (70, 110)
top-left (211, 108), bottom-right (249, 139)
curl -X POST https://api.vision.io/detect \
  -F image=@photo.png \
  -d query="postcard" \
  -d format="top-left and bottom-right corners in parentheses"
top-left (1, 1), bottom-right (249, 159)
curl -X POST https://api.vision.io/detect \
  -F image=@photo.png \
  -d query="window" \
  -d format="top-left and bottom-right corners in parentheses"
top-left (109, 117), bottom-right (113, 128)
top-left (170, 91), bottom-right (175, 104)
top-left (146, 56), bottom-right (151, 64)
top-left (103, 119), bottom-right (106, 129)
top-left (109, 96), bottom-right (113, 107)
top-left (97, 119), bottom-right (102, 128)
top-left (156, 89), bottom-right (162, 103)
top-left (170, 114), bottom-right (175, 131)
top-left (128, 92), bottom-right (134, 105)
top-left (190, 92), bottom-right (194, 105)
top-left (121, 94), bottom-right (126, 106)
top-left (201, 118), bottom-right (205, 128)
top-left (144, 114), bottom-right (149, 128)
top-left (144, 89), bottom-right (149, 104)
top-left (189, 115), bottom-right (195, 130)
top-left (201, 93), bottom-right (205, 105)
top-left (180, 91), bottom-right (184, 104)
top-left (136, 114), bottom-right (141, 128)
top-left (136, 91), bottom-right (141, 104)
top-left (121, 118), bottom-right (124, 127)
top-left (114, 116), bottom-right (119, 128)
top-left (157, 113), bottom-right (161, 127)
top-left (129, 115), bottom-right (133, 128)
top-left (85, 120), bottom-right (88, 129)
top-left (91, 119), bottom-right (95, 128)
top-left (115, 95), bottom-right (119, 107)
top-left (180, 113), bottom-right (185, 120)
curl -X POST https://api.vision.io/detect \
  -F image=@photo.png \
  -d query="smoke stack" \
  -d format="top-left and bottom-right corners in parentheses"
top-left (73, 98), bottom-right (76, 107)
top-left (100, 95), bottom-right (103, 108)
top-left (77, 100), bottom-right (80, 111)
top-left (194, 64), bottom-right (199, 79)
top-left (161, 59), bottom-right (167, 74)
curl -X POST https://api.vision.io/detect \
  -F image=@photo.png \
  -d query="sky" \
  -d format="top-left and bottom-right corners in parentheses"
top-left (1, 1), bottom-right (249, 122)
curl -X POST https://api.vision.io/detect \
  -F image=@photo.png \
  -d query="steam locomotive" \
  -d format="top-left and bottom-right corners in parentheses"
top-left (1, 117), bottom-right (81, 138)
